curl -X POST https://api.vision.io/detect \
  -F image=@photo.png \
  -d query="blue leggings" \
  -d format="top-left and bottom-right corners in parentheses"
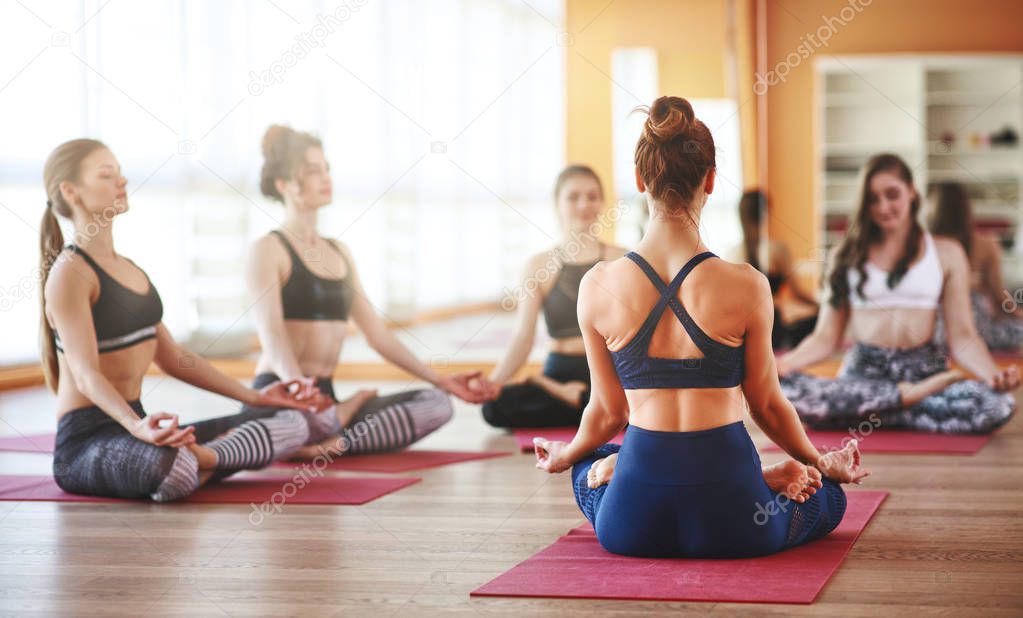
top-left (571, 422), bottom-right (847, 558)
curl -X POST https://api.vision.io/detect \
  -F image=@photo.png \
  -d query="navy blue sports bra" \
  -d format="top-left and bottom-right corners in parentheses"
top-left (610, 251), bottom-right (745, 389)
top-left (272, 231), bottom-right (355, 321)
top-left (54, 245), bottom-right (163, 353)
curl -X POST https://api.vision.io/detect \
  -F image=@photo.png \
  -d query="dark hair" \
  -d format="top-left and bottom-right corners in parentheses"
top-left (259, 124), bottom-right (323, 202)
top-left (926, 182), bottom-right (973, 258)
top-left (633, 96), bottom-right (716, 216)
top-left (40, 138), bottom-right (109, 391)
top-left (827, 153), bottom-right (922, 308)
top-left (553, 165), bottom-right (603, 200)
top-left (739, 190), bottom-right (767, 270)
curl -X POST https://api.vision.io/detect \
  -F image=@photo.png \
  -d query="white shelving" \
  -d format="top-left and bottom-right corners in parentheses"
top-left (816, 55), bottom-right (1023, 285)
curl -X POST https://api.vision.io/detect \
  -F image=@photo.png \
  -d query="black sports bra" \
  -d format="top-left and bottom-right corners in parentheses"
top-left (54, 245), bottom-right (163, 353)
top-left (541, 243), bottom-right (605, 339)
top-left (272, 231), bottom-right (355, 321)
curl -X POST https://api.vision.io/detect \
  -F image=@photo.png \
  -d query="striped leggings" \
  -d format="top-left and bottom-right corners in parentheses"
top-left (780, 341), bottom-right (1015, 434)
top-left (199, 373), bottom-right (455, 455)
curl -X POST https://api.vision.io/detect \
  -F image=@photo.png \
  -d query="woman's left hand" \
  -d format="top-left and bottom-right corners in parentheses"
top-left (534, 438), bottom-right (571, 473)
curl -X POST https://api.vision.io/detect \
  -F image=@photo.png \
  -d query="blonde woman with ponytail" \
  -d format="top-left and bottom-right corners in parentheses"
top-left (41, 139), bottom-right (333, 501)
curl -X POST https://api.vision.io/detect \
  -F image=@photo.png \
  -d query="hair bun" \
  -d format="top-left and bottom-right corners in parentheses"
top-left (643, 96), bottom-right (695, 143)
top-left (261, 124), bottom-right (293, 157)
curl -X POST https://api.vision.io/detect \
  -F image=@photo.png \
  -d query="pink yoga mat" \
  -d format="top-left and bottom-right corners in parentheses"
top-left (472, 490), bottom-right (887, 604)
top-left (763, 430), bottom-right (990, 455)
top-left (0, 474), bottom-right (419, 505)
top-left (0, 433), bottom-right (56, 453)
top-left (513, 428), bottom-right (625, 453)
top-left (270, 449), bottom-right (511, 473)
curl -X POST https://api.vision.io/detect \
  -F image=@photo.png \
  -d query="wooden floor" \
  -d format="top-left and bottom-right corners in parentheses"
top-left (1, 379), bottom-right (1022, 616)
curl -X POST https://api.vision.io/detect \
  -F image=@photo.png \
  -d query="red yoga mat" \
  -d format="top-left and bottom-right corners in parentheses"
top-left (0, 474), bottom-right (419, 505)
top-left (269, 449), bottom-right (512, 473)
top-left (763, 429), bottom-right (990, 455)
top-left (513, 428), bottom-right (625, 453)
top-left (0, 433), bottom-right (56, 453)
top-left (472, 490), bottom-right (887, 604)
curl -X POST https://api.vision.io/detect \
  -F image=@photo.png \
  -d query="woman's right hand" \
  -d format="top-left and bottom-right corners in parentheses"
top-left (815, 439), bottom-right (870, 484)
top-left (534, 438), bottom-right (572, 473)
top-left (468, 375), bottom-right (502, 402)
top-left (131, 412), bottom-right (196, 448)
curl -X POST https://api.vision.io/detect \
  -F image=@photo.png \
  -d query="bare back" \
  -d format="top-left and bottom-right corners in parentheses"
top-left (583, 249), bottom-right (760, 432)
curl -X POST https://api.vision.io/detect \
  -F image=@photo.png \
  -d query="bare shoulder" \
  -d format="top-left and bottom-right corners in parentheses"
top-left (326, 237), bottom-right (356, 261)
top-left (252, 232), bottom-right (288, 257)
top-left (45, 249), bottom-right (97, 300)
top-left (932, 235), bottom-right (968, 268)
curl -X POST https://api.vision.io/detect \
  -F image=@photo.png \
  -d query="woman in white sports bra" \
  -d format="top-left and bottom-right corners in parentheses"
top-left (778, 153), bottom-right (1018, 434)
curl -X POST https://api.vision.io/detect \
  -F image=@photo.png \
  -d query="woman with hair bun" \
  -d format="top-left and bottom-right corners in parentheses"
top-left (533, 97), bottom-right (865, 558)
top-left (228, 124), bottom-right (487, 459)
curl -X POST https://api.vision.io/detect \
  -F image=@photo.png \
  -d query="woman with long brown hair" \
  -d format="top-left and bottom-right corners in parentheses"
top-left (41, 139), bottom-right (331, 501)
top-left (927, 181), bottom-right (1023, 351)
top-left (534, 97), bottom-right (866, 558)
top-left (778, 154), bottom-right (1018, 434)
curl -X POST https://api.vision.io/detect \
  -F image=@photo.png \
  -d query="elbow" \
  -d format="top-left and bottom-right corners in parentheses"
top-left (73, 369), bottom-right (104, 400)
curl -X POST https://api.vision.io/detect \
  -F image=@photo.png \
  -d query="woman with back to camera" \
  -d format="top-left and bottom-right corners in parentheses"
top-left (927, 181), bottom-right (1023, 351)
top-left (478, 165), bottom-right (628, 428)
top-left (217, 125), bottom-right (488, 459)
top-left (778, 155), bottom-right (1018, 434)
top-left (40, 139), bottom-right (331, 501)
top-left (533, 97), bottom-right (867, 558)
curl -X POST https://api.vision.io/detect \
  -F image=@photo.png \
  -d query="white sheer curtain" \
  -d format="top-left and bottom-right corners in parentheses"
top-left (0, 0), bottom-right (565, 364)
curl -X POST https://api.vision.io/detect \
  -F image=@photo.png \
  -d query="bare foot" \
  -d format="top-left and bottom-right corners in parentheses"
top-left (762, 459), bottom-right (822, 503)
top-left (188, 444), bottom-right (218, 470)
top-left (290, 435), bottom-right (348, 461)
top-left (898, 369), bottom-right (965, 407)
top-left (333, 389), bottom-right (378, 428)
top-left (586, 453), bottom-right (617, 489)
top-left (526, 375), bottom-right (588, 408)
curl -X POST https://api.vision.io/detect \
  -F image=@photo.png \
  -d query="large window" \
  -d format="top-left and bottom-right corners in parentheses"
top-left (0, 0), bottom-right (565, 364)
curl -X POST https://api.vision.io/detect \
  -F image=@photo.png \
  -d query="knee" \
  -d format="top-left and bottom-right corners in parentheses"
top-left (411, 388), bottom-right (454, 435)
top-left (821, 480), bottom-right (847, 535)
top-left (980, 392), bottom-right (1016, 433)
top-left (481, 400), bottom-right (506, 427)
top-left (150, 448), bottom-right (200, 502)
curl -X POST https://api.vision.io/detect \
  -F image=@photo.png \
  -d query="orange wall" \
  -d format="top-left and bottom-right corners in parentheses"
top-left (565, 0), bottom-right (736, 239)
top-left (764, 0), bottom-right (1023, 276)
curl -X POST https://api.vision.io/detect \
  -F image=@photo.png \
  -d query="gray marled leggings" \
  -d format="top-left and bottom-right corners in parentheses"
top-left (934, 291), bottom-right (1023, 352)
top-left (780, 342), bottom-right (1015, 434)
top-left (53, 401), bottom-right (309, 502)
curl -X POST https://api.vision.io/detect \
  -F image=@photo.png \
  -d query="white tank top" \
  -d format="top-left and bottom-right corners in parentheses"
top-left (847, 232), bottom-right (943, 309)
